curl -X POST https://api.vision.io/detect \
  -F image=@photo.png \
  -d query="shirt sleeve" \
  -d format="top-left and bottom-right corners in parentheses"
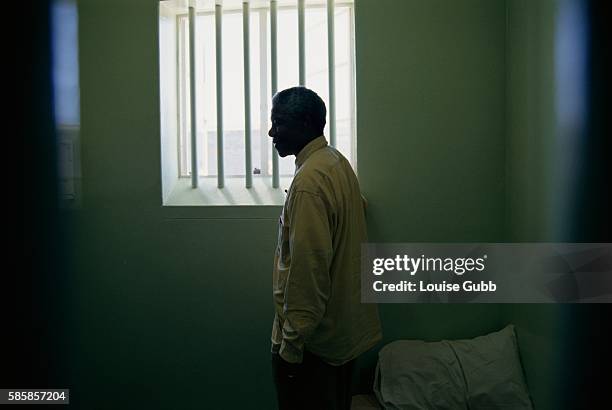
top-left (279, 190), bottom-right (333, 363)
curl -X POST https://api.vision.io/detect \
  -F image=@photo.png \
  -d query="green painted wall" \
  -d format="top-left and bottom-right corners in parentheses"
top-left (73, 1), bottom-right (279, 408)
top-left (503, 2), bottom-right (566, 410)
top-left (70, 0), bottom-right (565, 409)
top-left (357, 0), bottom-right (506, 244)
top-left (505, 0), bottom-right (557, 242)
top-left (353, 0), bottom-right (507, 396)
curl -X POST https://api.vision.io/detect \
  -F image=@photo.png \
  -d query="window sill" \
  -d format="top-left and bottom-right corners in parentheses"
top-left (162, 176), bottom-right (292, 219)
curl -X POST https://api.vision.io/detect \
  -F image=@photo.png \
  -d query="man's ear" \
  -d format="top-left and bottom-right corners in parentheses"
top-left (302, 116), bottom-right (315, 135)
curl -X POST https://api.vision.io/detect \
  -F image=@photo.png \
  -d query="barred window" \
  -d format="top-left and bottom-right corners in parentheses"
top-left (159, 0), bottom-right (356, 205)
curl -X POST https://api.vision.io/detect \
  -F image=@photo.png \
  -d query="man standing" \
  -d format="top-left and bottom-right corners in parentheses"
top-left (269, 86), bottom-right (382, 410)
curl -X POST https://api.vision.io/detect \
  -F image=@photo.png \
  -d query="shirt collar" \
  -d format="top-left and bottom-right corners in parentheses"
top-left (295, 136), bottom-right (328, 168)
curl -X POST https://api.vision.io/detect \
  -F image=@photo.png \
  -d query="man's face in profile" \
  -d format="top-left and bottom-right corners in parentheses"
top-left (269, 103), bottom-right (303, 157)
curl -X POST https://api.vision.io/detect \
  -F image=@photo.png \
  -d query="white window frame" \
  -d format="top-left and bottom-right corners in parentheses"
top-left (159, 0), bottom-right (357, 206)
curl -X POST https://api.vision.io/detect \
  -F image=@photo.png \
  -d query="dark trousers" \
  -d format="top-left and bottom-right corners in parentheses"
top-left (271, 350), bottom-right (354, 410)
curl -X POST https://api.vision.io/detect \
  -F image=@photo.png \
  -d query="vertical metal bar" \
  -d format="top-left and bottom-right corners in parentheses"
top-left (298, 0), bottom-right (305, 86)
top-left (215, 1), bottom-right (225, 188)
top-left (178, 16), bottom-right (187, 177)
top-left (327, 0), bottom-right (336, 147)
top-left (270, 0), bottom-right (279, 188)
top-left (259, 10), bottom-right (269, 177)
top-left (243, 1), bottom-right (252, 188)
top-left (189, 6), bottom-right (198, 188)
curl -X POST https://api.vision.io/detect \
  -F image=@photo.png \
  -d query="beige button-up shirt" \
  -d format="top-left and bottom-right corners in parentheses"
top-left (271, 136), bottom-right (382, 365)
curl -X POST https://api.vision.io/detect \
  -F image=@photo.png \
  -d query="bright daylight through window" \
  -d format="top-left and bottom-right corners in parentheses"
top-left (159, 0), bottom-right (356, 206)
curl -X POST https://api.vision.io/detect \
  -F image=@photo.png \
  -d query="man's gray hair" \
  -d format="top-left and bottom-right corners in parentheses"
top-left (272, 86), bottom-right (326, 135)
